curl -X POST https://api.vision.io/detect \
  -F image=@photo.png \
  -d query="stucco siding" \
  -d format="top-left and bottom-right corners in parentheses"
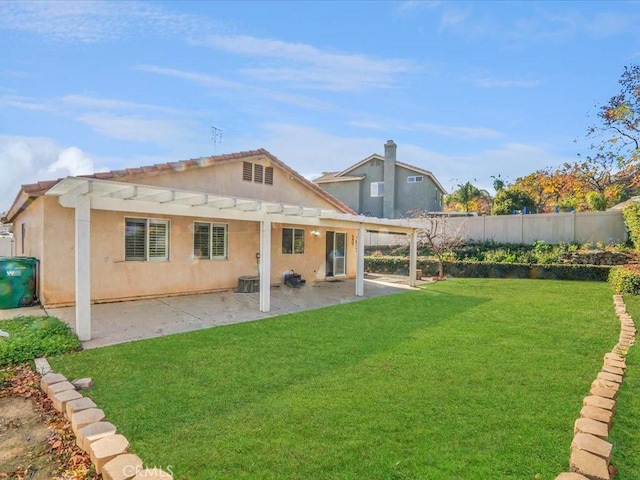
top-left (318, 181), bottom-right (361, 213)
top-left (8, 154), bottom-right (363, 307)
top-left (395, 166), bottom-right (442, 216)
top-left (349, 160), bottom-right (384, 217)
top-left (33, 202), bottom-right (357, 306)
top-left (11, 198), bottom-right (46, 301)
top-left (120, 155), bottom-right (338, 210)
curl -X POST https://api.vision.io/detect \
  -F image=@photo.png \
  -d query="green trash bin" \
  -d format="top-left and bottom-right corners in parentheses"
top-left (0, 257), bottom-right (39, 309)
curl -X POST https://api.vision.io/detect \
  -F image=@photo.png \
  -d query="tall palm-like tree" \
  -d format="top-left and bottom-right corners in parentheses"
top-left (445, 181), bottom-right (491, 213)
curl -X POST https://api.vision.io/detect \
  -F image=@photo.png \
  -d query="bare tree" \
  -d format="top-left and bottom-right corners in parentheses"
top-left (408, 210), bottom-right (467, 279)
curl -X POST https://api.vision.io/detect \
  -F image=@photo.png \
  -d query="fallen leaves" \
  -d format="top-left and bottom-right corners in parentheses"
top-left (0, 364), bottom-right (98, 480)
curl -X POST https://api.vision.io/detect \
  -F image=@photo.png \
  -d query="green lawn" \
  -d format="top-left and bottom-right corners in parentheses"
top-left (609, 295), bottom-right (640, 478)
top-left (49, 279), bottom-right (619, 480)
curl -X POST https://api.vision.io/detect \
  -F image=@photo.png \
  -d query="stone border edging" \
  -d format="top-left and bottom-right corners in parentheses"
top-left (36, 358), bottom-right (173, 480)
top-left (555, 294), bottom-right (636, 480)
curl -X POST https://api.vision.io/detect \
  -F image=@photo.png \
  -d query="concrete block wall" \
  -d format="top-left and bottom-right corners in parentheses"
top-left (365, 211), bottom-right (627, 247)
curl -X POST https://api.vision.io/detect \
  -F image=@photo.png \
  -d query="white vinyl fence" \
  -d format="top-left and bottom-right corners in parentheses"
top-left (366, 211), bottom-right (627, 247)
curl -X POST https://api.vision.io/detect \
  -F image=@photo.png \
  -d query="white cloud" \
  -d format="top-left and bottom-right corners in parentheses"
top-left (0, 1), bottom-right (217, 44)
top-left (431, 3), bottom-right (640, 44)
top-left (135, 65), bottom-right (243, 90)
top-left (196, 35), bottom-right (414, 91)
top-left (61, 94), bottom-right (184, 115)
top-left (137, 64), bottom-right (339, 112)
top-left (439, 7), bottom-right (473, 33)
top-left (0, 136), bottom-right (107, 212)
top-left (76, 113), bottom-right (186, 145)
top-left (47, 147), bottom-right (95, 175)
top-left (0, 94), bottom-right (51, 111)
top-left (347, 118), bottom-right (503, 140)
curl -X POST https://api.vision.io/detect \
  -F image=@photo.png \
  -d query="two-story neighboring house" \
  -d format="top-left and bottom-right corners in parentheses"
top-left (313, 140), bottom-right (446, 219)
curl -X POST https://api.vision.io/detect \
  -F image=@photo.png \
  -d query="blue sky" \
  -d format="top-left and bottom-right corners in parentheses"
top-left (1, 0), bottom-right (639, 212)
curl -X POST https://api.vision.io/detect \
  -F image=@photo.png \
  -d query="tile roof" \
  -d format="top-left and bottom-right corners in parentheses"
top-left (5, 149), bottom-right (355, 222)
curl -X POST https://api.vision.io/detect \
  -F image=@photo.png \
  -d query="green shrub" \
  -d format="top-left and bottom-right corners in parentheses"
top-left (623, 203), bottom-right (640, 254)
top-left (608, 266), bottom-right (640, 294)
top-left (0, 316), bottom-right (82, 366)
top-left (365, 257), bottom-right (611, 282)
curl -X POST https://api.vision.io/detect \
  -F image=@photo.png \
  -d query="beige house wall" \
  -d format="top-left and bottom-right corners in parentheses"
top-left (13, 161), bottom-right (357, 307)
top-left (119, 154), bottom-right (338, 209)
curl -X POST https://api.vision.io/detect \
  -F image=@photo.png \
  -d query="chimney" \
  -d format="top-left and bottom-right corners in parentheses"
top-left (383, 140), bottom-right (396, 218)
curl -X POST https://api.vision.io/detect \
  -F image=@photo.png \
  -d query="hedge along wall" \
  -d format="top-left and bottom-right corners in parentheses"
top-left (622, 202), bottom-right (640, 254)
top-left (365, 257), bottom-right (612, 282)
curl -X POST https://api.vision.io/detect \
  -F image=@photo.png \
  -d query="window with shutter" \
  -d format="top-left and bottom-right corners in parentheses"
top-left (148, 220), bottom-right (169, 260)
top-left (194, 222), bottom-right (210, 258)
top-left (193, 222), bottom-right (228, 260)
top-left (211, 224), bottom-right (227, 259)
top-left (125, 219), bottom-right (147, 261)
top-left (125, 218), bottom-right (169, 261)
top-left (370, 182), bottom-right (384, 197)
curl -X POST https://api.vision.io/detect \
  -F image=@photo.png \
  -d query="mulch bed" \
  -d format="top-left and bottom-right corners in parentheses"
top-left (0, 364), bottom-right (98, 480)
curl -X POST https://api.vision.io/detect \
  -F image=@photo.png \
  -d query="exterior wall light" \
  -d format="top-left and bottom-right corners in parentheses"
top-left (311, 230), bottom-right (321, 237)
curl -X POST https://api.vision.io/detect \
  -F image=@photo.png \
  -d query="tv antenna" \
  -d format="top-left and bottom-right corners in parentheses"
top-left (211, 126), bottom-right (222, 152)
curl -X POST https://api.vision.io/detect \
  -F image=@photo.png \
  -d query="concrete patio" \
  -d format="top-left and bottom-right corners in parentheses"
top-left (1, 275), bottom-right (419, 349)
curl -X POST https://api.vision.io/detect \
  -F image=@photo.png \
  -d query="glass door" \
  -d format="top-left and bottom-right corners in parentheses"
top-left (333, 232), bottom-right (346, 276)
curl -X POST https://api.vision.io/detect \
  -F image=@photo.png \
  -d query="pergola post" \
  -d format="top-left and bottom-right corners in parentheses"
top-left (409, 229), bottom-right (418, 288)
top-left (259, 218), bottom-right (271, 312)
top-left (75, 195), bottom-right (91, 341)
top-left (356, 225), bottom-right (365, 296)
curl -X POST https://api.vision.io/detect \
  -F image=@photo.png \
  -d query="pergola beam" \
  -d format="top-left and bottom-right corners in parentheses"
top-left (43, 176), bottom-right (423, 339)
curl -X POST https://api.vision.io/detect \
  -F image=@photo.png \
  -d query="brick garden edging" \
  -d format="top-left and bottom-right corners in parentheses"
top-left (554, 294), bottom-right (636, 480)
top-left (36, 358), bottom-right (173, 480)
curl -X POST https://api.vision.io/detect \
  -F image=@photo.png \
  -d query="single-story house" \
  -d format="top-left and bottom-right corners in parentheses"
top-left (3, 149), bottom-right (421, 340)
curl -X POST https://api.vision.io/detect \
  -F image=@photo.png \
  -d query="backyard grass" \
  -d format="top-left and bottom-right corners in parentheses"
top-left (609, 295), bottom-right (640, 478)
top-left (49, 279), bottom-right (619, 480)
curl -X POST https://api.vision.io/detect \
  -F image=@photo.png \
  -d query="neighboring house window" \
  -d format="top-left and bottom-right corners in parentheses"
top-left (21, 223), bottom-right (25, 255)
top-left (194, 222), bottom-right (228, 260)
top-left (125, 218), bottom-right (170, 261)
top-left (242, 161), bottom-right (274, 185)
top-left (282, 228), bottom-right (305, 254)
top-left (371, 159), bottom-right (383, 167)
top-left (407, 176), bottom-right (424, 183)
top-left (370, 182), bottom-right (384, 197)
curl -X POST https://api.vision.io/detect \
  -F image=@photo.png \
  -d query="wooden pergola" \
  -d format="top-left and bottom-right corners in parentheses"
top-left (46, 177), bottom-right (421, 341)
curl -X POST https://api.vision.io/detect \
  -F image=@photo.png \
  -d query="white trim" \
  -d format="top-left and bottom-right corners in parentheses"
top-left (356, 226), bottom-right (365, 296)
top-left (44, 176), bottom-right (422, 333)
top-left (75, 195), bottom-right (91, 341)
top-left (260, 219), bottom-right (271, 312)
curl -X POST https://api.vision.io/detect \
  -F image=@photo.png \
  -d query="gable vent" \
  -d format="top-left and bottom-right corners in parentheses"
top-left (243, 162), bottom-right (253, 182)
